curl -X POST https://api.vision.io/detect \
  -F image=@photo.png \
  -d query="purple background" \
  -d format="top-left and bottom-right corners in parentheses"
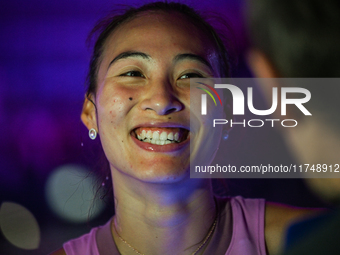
top-left (0, 0), bottom-right (325, 254)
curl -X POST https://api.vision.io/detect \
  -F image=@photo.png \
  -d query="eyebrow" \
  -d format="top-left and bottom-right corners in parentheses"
top-left (108, 51), bottom-right (212, 70)
top-left (108, 51), bottom-right (151, 69)
top-left (173, 53), bottom-right (212, 69)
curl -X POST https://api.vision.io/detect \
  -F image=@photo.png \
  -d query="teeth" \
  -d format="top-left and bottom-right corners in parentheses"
top-left (168, 132), bottom-right (174, 141)
top-left (152, 132), bottom-right (160, 140)
top-left (160, 132), bottom-right (167, 141)
top-left (135, 129), bottom-right (186, 145)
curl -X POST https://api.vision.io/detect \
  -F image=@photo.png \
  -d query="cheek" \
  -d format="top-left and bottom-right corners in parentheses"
top-left (99, 97), bottom-right (124, 125)
top-left (96, 85), bottom-right (138, 131)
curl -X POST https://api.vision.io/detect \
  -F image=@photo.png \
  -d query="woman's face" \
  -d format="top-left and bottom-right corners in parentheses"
top-left (82, 11), bottom-right (224, 183)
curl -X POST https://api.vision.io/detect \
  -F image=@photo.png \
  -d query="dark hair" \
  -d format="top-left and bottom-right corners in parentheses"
top-left (86, 1), bottom-right (235, 97)
top-left (247, 0), bottom-right (340, 77)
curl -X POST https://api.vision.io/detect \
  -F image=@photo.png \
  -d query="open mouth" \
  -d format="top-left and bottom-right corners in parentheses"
top-left (133, 127), bottom-right (190, 145)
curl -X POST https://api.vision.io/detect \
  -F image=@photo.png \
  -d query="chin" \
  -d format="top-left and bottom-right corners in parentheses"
top-left (130, 163), bottom-right (191, 184)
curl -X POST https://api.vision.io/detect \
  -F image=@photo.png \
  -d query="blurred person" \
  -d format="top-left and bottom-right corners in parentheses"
top-left (49, 1), bottom-right (315, 255)
top-left (246, 0), bottom-right (340, 254)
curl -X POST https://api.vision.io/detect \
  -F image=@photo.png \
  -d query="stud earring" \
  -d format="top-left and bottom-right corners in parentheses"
top-left (89, 128), bottom-right (97, 140)
top-left (222, 130), bottom-right (229, 141)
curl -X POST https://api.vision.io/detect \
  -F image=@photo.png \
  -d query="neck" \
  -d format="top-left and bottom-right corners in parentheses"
top-left (110, 168), bottom-right (216, 255)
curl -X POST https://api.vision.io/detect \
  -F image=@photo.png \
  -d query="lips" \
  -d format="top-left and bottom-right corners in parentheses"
top-left (133, 127), bottom-right (189, 145)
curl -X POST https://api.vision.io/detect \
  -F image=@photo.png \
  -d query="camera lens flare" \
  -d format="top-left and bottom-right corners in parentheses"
top-left (0, 202), bottom-right (40, 250)
top-left (45, 164), bottom-right (106, 223)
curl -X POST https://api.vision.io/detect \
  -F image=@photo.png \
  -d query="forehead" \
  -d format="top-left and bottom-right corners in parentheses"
top-left (103, 11), bottom-right (215, 57)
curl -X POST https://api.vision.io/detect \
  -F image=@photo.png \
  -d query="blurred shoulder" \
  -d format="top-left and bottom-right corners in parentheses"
top-left (49, 248), bottom-right (67, 255)
top-left (265, 202), bottom-right (322, 255)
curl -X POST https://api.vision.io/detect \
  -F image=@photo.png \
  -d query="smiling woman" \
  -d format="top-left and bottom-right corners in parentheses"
top-left (49, 2), bottom-right (313, 255)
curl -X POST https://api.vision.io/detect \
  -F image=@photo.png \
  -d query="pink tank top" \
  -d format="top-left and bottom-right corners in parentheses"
top-left (63, 196), bottom-right (266, 255)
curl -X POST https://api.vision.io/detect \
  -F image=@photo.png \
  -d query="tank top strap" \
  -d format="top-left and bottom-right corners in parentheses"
top-left (96, 217), bottom-right (120, 254)
top-left (226, 196), bottom-right (267, 255)
top-left (63, 227), bottom-right (100, 255)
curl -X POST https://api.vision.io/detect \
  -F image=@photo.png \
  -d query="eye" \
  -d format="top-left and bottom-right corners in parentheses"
top-left (179, 72), bottom-right (204, 79)
top-left (120, 71), bottom-right (145, 78)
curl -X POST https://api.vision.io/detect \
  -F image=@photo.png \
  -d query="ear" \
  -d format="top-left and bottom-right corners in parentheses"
top-left (247, 49), bottom-right (278, 78)
top-left (81, 94), bottom-right (98, 131)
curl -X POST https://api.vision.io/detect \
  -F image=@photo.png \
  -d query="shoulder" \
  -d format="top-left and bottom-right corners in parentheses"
top-left (49, 248), bottom-right (67, 255)
top-left (264, 202), bottom-right (322, 255)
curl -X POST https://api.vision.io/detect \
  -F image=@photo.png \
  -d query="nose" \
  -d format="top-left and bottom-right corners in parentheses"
top-left (140, 79), bottom-right (184, 115)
